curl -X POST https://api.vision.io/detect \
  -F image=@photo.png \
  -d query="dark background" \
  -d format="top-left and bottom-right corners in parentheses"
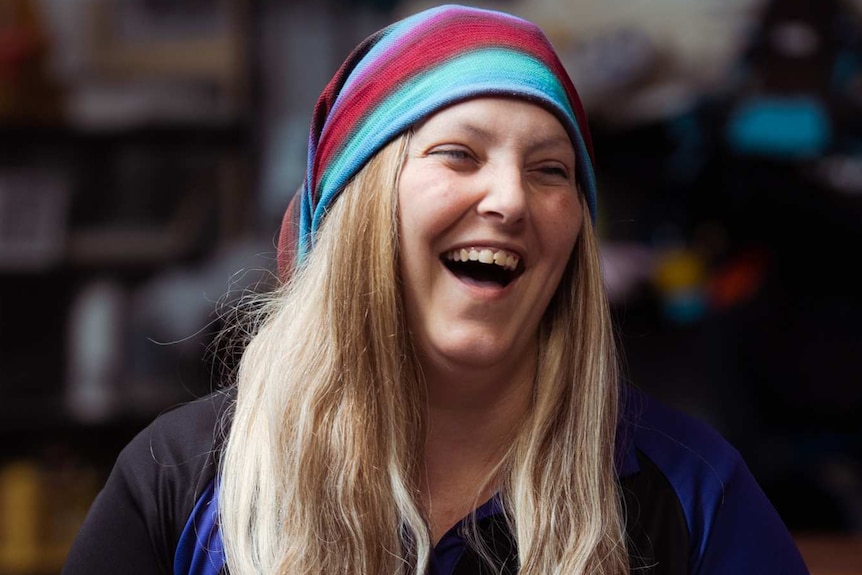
top-left (1, 0), bottom-right (860, 573)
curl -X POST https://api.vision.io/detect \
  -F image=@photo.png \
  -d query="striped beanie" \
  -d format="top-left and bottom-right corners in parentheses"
top-left (277, 3), bottom-right (597, 279)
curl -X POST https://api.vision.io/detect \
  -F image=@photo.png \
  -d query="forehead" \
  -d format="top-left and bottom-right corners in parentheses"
top-left (411, 97), bottom-right (573, 150)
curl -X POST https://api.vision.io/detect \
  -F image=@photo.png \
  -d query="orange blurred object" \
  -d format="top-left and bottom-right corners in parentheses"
top-left (708, 247), bottom-right (769, 310)
top-left (795, 534), bottom-right (862, 575)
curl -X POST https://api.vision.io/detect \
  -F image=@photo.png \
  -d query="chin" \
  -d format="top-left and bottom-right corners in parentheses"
top-left (431, 330), bottom-right (530, 371)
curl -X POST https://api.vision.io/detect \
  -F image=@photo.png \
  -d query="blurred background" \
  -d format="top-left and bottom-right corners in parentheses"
top-left (1, 0), bottom-right (860, 573)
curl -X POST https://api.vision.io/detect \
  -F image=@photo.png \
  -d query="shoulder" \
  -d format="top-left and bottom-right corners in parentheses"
top-left (622, 387), bottom-right (742, 506)
top-left (116, 388), bottom-right (235, 520)
top-left (114, 390), bottom-right (235, 564)
top-left (618, 386), bottom-right (809, 574)
top-left (118, 389), bottom-right (234, 490)
top-left (127, 389), bottom-right (235, 465)
top-left (63, 390), bottom-right (236, 575)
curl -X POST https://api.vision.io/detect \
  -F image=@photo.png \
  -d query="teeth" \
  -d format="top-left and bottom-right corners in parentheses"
top-left (444, 247), bottom-right (520, 271)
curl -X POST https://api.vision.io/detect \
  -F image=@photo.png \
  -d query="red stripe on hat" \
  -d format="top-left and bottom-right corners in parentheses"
top-left (310, 14), bottom-right (588, 200)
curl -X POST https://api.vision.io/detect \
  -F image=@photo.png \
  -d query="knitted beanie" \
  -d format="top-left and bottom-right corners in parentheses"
top-left (277, 4), bottom-right (596, 279)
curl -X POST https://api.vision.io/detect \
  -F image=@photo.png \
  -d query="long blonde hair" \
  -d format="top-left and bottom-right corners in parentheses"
top-left (219, 133), bottom-right (629, 574)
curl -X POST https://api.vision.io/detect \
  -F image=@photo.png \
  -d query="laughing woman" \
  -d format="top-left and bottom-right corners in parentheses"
top-left (63, 5), bottom-right (809, 575)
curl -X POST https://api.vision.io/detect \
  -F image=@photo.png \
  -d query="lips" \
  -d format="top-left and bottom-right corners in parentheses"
top-left (441, 246), bottom-right (524, 287)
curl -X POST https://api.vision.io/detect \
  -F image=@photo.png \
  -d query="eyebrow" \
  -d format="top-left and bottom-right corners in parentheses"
top-left (528, 133), bottom-right (574, 154)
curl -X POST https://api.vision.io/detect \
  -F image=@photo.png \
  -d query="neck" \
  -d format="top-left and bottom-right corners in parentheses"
top-left (422, 350), bottom-right (535, 465)
top-left (420, 354), bottom-right (535, 542)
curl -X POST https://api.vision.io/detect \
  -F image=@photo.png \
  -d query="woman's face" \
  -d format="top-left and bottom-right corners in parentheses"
top-left (398, 97), bottom-right (583, 376)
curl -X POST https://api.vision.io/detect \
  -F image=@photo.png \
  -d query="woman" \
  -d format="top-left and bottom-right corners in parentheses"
top-left (63, 5), bottom-right (809, 574)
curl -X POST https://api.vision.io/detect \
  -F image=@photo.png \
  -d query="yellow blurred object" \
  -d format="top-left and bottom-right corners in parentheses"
top-left (652, 247), bottom-right (709, 323)
top-left (0, 457), bottom-right (101, 574)
top-left (654, 248), bottom-right (706, 293)
top-left (0, 461), bottom-right (40, 574)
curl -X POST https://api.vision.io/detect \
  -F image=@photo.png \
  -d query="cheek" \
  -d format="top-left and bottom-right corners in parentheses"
top-left (399, 174), bottom-right (469, 238)
top-left (397, 172), bottom-right (444, 280)
top-left (538, 194), bottom-right (583, 255)
top-left (398, 166), bottom-right (436, 225)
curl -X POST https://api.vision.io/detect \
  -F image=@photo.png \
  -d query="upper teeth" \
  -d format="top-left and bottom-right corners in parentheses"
top-left (444, 247), bottom-right (519, 271)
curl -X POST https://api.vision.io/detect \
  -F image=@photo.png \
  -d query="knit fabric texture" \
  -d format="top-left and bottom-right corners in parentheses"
top-left (277, 3), bottom-right (597, 279)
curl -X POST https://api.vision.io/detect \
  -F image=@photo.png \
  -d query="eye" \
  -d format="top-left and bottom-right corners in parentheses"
top-left (539, 165), bottom-right (569, 178)
top-left (532, 162), bottom-right (572, 182)
top-left (427, 146), bottom-right (479, 170)
top-left (430, 147), bottom-right (474, 161)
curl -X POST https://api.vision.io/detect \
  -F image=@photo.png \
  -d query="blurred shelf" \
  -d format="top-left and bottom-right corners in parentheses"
top-left (0, 119), bottom-right (250, 149)
top-left (5, 396), bottom-right (118, 430)
top-left (0, 393), bottom-right (165, 441)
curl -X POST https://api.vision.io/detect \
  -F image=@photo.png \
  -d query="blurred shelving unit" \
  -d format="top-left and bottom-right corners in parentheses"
top-left (2, 0), bottom-right (861, 573)
top-left (0, 1), bottom-right (258, 573)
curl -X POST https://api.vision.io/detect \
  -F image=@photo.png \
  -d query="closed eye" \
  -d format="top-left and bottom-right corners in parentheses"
top-left (430, 147), bottom-right (474, 161)
top-left (427, 146), bottom-right (480, 171)
top-left (539, 165), bottom-right (569, 178)
top-left (532, 162), bottom-right (572, 182)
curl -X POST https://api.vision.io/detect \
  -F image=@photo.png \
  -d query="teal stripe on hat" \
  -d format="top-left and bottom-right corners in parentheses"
top-left (310, 48), bottom-right (595, 244)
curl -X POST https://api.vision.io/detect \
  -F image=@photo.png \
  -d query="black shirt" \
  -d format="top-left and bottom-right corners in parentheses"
top-left (63, 387), bottom-right (809, 574)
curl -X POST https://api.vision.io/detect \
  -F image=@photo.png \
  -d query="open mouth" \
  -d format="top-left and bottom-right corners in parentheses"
top-left (441, 247), bottom-right (524, 288)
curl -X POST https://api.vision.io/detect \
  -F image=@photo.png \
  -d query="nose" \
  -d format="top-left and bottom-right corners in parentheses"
top-left (476, 164), bottom-right (528, 225)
